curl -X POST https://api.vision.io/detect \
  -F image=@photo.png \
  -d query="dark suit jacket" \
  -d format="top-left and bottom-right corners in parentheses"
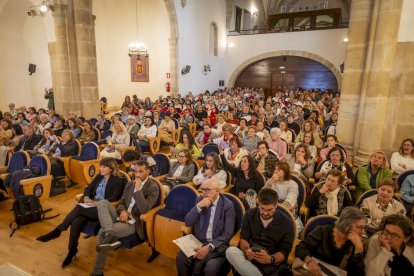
top-left (167, 162), bottom-right (195, 183)
top-left (117, 177), bottom-right (160, 239)
top-left (15, 134), bottom-right (42, 151)
top-left (185, 195), bottom-right (236, 250)
top-left (83, 174), bottom-right (124, 202)
top-left (56, 140), bottom-right (78, 157)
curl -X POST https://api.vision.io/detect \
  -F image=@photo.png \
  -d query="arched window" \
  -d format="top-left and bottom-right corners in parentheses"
top-left (209, 22), bottom-right (218, 56)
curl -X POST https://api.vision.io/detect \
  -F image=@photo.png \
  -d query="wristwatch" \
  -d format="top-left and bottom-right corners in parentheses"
top-left (271, 255), bottom-right (275, 264)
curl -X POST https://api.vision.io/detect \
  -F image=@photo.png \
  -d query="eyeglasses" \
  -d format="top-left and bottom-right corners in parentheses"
top-left (381, 228), bottom-right (402, 240)
top-left (403, 144), bottom-right (413, 147)
top-left (352, 224), bottom-right (368, 232)
top-left (178, 155), bottom-right (186, 158)
top-left (200, 188), bottom-right (216, 192)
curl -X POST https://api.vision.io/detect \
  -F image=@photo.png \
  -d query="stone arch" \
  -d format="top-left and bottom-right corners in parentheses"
top-left (228, 50), bottom-right (342, 89)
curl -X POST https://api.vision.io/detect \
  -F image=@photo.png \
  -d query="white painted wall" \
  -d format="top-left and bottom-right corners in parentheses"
top-left (174, 0), bottom-right (227, 95)
top-left (93, 0), bottom-right (170, 107)
top-left (230, 0), bottom-right (265, 31)
top-left (225, 28), bottom-right (348, 84)
top-left (0, 0), bottom-right (52, 111)
top-left (398, 0), bottom-right (414, 42)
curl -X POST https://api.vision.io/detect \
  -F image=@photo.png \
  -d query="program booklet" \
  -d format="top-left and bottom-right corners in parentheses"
top-left (173, 234), bottom-right (203, 257)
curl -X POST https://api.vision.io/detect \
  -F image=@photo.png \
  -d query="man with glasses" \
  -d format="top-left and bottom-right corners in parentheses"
top-left (176, 179), bottom-right (236, 276)
top-left (226, 188), bottom-right (294, 275)
top-left (91, 160), bottom-right (160, 276)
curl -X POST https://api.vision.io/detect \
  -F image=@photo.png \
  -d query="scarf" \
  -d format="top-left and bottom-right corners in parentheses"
top-left (203, 132), bottom-right (211, 144)
top-left (325, 187), bottom-right (341, 215)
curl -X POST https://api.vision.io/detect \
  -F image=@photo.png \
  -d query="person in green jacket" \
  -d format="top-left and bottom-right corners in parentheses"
top-left (355, 151), bottom-right (393, 200)
top-left (44, 88), bottom-right (55, 110)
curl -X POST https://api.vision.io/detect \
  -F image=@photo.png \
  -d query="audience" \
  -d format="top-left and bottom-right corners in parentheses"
top-left (193, 152), bottom-right (226, 189)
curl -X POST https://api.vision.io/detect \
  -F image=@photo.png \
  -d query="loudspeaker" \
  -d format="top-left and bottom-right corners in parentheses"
top-left (28, 64), bottom-right (36, 75)
top-left (219, 80), bottom-right (225, 86)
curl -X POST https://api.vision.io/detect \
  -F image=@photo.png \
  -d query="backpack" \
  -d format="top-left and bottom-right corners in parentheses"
top-left (7, 166), bottom-right (40, 198)
top-left (9, 195), bottom-right (59, 237)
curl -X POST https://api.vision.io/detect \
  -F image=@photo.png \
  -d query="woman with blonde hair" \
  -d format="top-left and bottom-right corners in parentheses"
top-left (100, 121), bottom-right (130, 160)
top-left (294, 119), bottom-right (323, 148)
top-left (355, 151), bottom-right (393, 200)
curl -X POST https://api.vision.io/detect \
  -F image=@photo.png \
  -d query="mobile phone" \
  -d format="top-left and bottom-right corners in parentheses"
top-left (251, 247), bottom-right (262, 252)
top-left (318, 263), bottom-right (337, 276)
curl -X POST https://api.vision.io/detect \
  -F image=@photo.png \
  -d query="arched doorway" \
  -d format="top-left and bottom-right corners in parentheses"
top-left (228, 50), bottom-right (342, 98)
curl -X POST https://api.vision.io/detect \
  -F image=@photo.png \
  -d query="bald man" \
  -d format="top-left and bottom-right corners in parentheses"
top-left (176, 179), bottom-right (236, 276)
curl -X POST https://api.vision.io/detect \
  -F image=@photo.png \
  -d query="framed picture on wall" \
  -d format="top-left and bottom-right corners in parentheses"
top-left (235, 6), bottom-right (242, 32)
top-left (130, 55), bottom-right (149, 82)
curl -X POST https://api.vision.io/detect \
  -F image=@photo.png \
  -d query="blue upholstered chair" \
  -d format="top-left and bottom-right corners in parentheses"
top-left (142, 184), bottom-right (198, 262)
top-left (89, 118), bottom-right (98, 126)
top-left (100, 130), bottom-right (113, 141)
top-left (152, 153), bottom-right (171, 181)
top-left (0, 151), bottom-right (30, 176)
top-left (397, 170), bottom-right (414, 189)
top-left (67, 142), bottom-right (100, 186)
top-left (300, 214), bottom-right (337, 240)
top-left (198, 143), bottom-right (219, 159)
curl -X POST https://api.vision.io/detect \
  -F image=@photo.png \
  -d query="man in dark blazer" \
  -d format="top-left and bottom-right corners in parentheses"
top-left (91, 160), bottom-right (160, 276)
top-left (14, 123), bottom-right (42, 151)
top-left (176, 178), bottom-right (236, 276)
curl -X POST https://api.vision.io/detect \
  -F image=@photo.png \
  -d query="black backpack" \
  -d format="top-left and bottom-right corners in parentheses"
top-left (9, 195), bottom-right (59, 237)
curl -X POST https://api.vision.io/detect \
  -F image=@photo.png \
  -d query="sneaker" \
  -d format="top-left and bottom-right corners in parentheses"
top-left (97, 234), bottom-right (121, 252)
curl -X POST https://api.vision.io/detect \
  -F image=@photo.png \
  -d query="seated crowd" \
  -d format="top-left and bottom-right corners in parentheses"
top-left (0, 87), bottom-right (414, 275)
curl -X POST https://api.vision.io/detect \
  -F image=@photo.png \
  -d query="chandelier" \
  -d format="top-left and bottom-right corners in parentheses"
top-left (128, 0), bottom-right (148, 57)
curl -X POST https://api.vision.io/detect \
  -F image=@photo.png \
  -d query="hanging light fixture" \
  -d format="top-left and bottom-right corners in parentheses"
top-left (128, 0), bottom-right (148, 57)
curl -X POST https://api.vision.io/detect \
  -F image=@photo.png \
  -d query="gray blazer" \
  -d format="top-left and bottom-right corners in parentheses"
top-left (167, 161), bottom-right (195, 183)
top-left (117, 177), bottom-right (160, 239)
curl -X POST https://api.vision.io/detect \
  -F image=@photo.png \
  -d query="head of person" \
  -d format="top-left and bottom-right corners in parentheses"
top-left (134, 160), bottom-right (150, 181)
top-left (217, 114), bottom-right (226, 124)
top-left (180, 131), bottom-right (195, 147)
top-left (327, 146), bottom-right (345, 165)
top-left (270, 128), bottom-right (281, 141)
top-left (124, 95), bottom-right (131, 104)
top-left (326, 134), bottom-right (338, 147)
top-left (376, 179), bottom-right (398, 205)
top-left (369, 151), bottom-right (389, 169)
top-left (239, 155), bottom-right (256, 179)
top-left (61, 129), bottom-right (74, 142)
top-left (178, 149), bottom-right (193, 165)
top-left (17, 112), bottom-right (26, 122)
top-left (247, 126), bottom-right (257, 138)
top-left (96, 114), bottom-right (105, 123)
top-left (39, 114), bottom-right (49, 124)
top-left (279, 121), bottom-right (287, 131)
top-left (331, 113), bottom-right (338, 123)
top-left (122, 149), bottom-right (142, 167)
top-left (257, 140), bottom-right (269, 156)
top-left (378, 214), bottom-right (414, 251)
top-left (8, 103), bottom-right (15, 110)
top-left (22, 123), bottom-right (34, 137)
top-left (257, 188), bottom-right (279, 220)
top-left (203, 123), bottom-right (212, 134)
top-left (399, 138), bottom-right (414, 158)
top-left (204, 152), bottom-right (222, 172)
top-left (273, 162), bottom-right (291, 181)
top-left (144, 116), bottom-right (154, 127)
top-left (0, 119), bottom-right (12, 130)
top-left (303, 120), bottom-right (313, 132)
top-left (239, 118), bottom-right (247, 128)
top-left (43, 128), bottom-right (54, 139)
top-left (28, 107), bottom-right (36, 114)
top-left (200, 178), bottom-right (221, 201)
top-left (222, 123), bottom-right (233, 136)
top-left (99, 157), bottom-right (119, 177)
top-left (333, 207), bottom-right (367, 249)
top-left (325, 170), bottom-right (344, 192)
top-left (294, 143), bottom-right (311, 161)
top-left (256, 121), bottom-right (265, 132)
top-left (83, 120), bottom-right (93, 131)
top-left (303, 132), bottom-right (315, 145)
top-left (287, 115), bottom-right (294, 124)
top-left (229, 136), bottom-right (242, 153)
top-left (67, 118), bottom-right (77, 129)
top-left (113, 121), bottom-right (126, 134)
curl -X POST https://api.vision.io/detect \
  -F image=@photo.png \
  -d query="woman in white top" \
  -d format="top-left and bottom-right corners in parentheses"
top-left (279, 121), bottom-right (292, 144)
top-left (136, 116), bottom-right (157, 152)
top-left (264, 161), bottom-right (302, 236)
top-left (193, 152), bottom-right (227, 189)
top-left (223, 136), bottom-right (248, 168)
top-left (213, 114), bottom-right (227, 136)
top-left (38, 114), bottom-right (52, 135)
top-left (100, 121), bottom-right (130, 160)
top-left (390, 138), bottom-right (414, 176)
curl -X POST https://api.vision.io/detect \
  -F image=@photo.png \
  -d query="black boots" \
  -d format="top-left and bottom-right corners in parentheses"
top-left (62, 248), bottom-right (78, 267)
top-left (36, 228), bottom-right (62, 242)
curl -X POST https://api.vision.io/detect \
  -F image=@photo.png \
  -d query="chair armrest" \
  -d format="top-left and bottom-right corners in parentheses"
top-left (181, 226), bottom-right (193, 235)
top-left (288, 239), bottom-right (301, 266)
top-left (60, 156), bottom-right (73, 179)
top-left (79, 159), bottom-right (100, 166)
top-left (118, 146), bottom-right (135, 155)
top-left (0, 173), bottom-right (9, 181)
top-left (140, 205), bottom-right (165, 222)
top-left (230, 231), bottom-right (241, 247)
top-left (155, 175), bottom-right (166, 182)
top-left (220, 185), bottom-right (233, 193)
top-left (75, 193), bottom-right (83, 201)
top-left (21, 175), bottom-right (53, 203)
top-left (300, 205), bottom-right (309, 223)
top-left (0, 166), bottom-right (7, 174)
top-left (20, 175), bottom-right (53, 186)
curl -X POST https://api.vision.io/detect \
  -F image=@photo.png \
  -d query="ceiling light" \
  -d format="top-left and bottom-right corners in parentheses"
top-left (279, 66), bottom-right (285, 69)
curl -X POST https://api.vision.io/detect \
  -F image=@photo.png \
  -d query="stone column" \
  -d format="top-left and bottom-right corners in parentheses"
top-left (73, 0), bottom-right (100, 117)
top-left (169, 37), bottom-right (178, 96)
top-left (336, 0), bottom-right (372, 161)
